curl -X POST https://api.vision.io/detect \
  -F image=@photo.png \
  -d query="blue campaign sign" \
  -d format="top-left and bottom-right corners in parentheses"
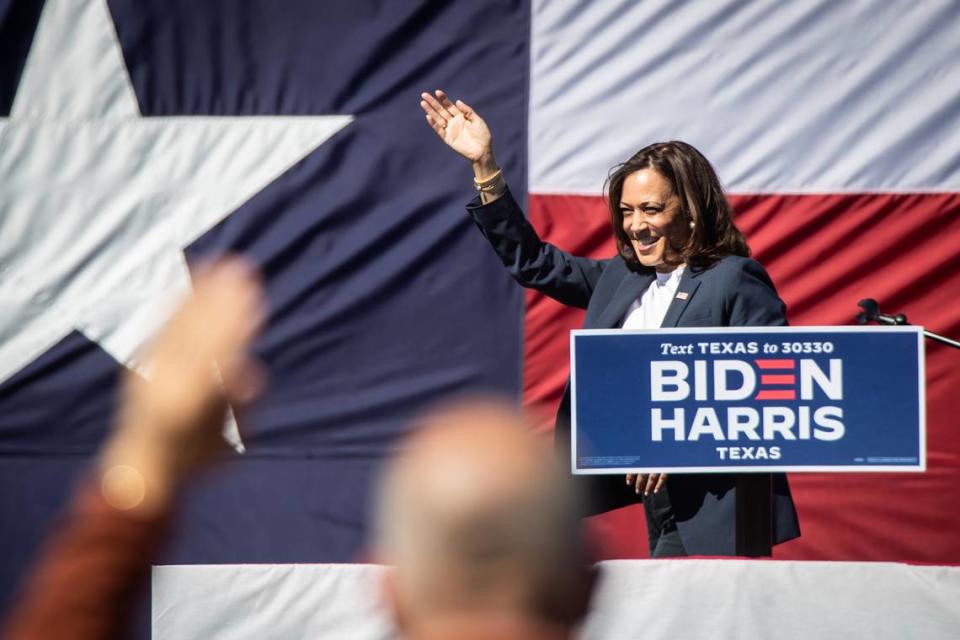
top-left (570, 326), bottom-right (925, 473)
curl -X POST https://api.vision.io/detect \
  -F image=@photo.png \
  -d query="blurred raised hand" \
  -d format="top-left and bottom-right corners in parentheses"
top-left (99, 258), bottom-right (266, 514)
top-left (0, 259), bottom-right (267, 640)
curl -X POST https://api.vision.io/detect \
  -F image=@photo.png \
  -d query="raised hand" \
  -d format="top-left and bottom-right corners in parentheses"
top-left (420, 90), bottom-right (495, 169)
top-left (125, 258), bottom-right (264, 467)
top-left (99, 258), bottom-right (266, 514)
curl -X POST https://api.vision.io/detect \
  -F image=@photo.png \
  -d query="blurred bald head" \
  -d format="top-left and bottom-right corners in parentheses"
top-left (375, 398), bottom-right (593, 639)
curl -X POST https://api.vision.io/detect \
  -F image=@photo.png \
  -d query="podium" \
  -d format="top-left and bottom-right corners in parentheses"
top-left (570, 326), bottom-right (925, 556)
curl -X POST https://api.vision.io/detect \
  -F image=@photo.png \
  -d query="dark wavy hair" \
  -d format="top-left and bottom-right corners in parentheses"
top-left (606, 141), bottom-right (749, 271)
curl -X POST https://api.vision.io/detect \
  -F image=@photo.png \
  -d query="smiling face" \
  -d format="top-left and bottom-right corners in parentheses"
top-left (619, 168), bottom-right (690, 272)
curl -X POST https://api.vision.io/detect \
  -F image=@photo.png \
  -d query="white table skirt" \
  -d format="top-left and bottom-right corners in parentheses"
top-left (152, 559), bottom-right (960, 639)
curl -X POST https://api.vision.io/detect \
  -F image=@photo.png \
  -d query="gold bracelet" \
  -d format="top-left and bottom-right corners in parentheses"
top-left (473, 168), bottom-right (504, 192)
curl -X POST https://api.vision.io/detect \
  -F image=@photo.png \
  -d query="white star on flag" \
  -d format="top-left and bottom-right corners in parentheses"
top-left (0, 0), bottom-right (352, 448)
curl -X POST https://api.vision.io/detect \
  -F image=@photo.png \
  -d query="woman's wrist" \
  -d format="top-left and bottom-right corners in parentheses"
top-left (471, 152), bottom-right (499, 181)
top-left (471, 152), bottom-right (506, 203)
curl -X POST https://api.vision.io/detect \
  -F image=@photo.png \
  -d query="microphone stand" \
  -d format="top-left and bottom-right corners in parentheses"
top-left (857, 299), bottom-right (960, 350)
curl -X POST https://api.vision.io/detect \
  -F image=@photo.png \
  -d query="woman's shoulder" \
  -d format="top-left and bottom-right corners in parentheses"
top-left (694, 256), bottom-right (778, 296)
top-left (710, 254), bottom-right (765, 269)
top-left (698, 254), bottom-right (772, 277)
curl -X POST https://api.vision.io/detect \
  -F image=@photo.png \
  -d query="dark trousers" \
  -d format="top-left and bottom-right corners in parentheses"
top-left (644, 489), bottom-right (688, 558)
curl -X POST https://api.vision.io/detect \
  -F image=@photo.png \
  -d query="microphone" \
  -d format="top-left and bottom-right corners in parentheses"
top-left (857, 298), bottom-right (908, 326)
top-left (857, 299), bottom-right (960, 349)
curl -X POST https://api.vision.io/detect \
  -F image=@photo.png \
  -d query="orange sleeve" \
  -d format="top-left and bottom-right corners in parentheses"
top-left (1, 480), bottom-right (170, 640)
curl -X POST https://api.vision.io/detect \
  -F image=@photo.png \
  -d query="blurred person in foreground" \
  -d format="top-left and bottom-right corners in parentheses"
top-left (419, 89), bottom-right (800, 557)
top-left (1, 259), bottom-right (265, 640)
top-left (374, 400), bottom-right (597, 640)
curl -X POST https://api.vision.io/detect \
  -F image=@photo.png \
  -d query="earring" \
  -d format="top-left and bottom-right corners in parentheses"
top-left (689, 221), bottom-right (695, 229)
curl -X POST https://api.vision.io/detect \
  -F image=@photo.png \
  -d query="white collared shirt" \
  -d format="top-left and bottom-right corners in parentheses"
top-left (621, 265), bottom-right (685, 330)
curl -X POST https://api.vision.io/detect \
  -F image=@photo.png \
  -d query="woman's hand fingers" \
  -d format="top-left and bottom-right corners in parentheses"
top-left (420, 100), bottom-right (445, 128)
top-left (627, 472), bottom-right (668, 495)
top-left (633, 474), bottom-right (646, 494)
top-left (653, 473), bottom-right (668, 494)
top-left (455, 99), bottom-right (474, 120)
top-left (420, 91), bottom-right (451, 121)
top-left (424, 113), bottom-right (445, 138)
top-left (435, 90), bottom-right (461, 117)
top-left (421, 91), bottom-right (458, 142)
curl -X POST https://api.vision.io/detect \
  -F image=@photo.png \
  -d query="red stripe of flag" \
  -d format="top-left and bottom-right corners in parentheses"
top-left (527, 191), bottom-right (960, 562)
top-left (755, 359), bottom-right (796, 369)
top-left (761, 374), bottom-right (796, 385)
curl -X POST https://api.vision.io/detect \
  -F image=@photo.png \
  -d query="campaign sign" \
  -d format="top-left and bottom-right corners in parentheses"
top-left (571, 326), bottom-right (924, 473)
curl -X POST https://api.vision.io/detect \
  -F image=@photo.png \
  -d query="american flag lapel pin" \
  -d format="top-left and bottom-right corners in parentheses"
top-left (676, 291), bottom-right (689, 300)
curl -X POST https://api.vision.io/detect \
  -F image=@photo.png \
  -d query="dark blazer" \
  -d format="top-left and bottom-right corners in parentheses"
top-left (467, 190), bottom-right (800, 556)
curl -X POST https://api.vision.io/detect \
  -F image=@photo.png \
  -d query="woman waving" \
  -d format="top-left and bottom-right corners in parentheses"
top-left (420, 90), bottom-right (799, 557)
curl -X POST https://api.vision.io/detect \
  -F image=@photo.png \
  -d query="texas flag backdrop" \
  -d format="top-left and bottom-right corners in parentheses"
top-left (1, 0), bottom-right (959, 627)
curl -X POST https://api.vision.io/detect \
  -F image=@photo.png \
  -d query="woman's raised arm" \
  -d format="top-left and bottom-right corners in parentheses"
top-left (420, 89), bottom-right (608, 307)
